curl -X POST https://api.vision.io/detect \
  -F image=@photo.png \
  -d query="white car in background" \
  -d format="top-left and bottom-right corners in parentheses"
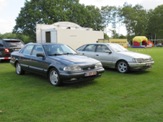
top-left (76, 43), bottom-right (154, 73)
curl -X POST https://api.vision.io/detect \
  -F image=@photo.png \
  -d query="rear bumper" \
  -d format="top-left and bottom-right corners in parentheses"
top-left (0, 57), bottom-right (11, 60)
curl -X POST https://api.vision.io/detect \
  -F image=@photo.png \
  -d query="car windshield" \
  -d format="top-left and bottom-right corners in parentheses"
top-left (108, 43), bottom-right (128, 52)
top-left (43, 44), bottom-right (77, 56)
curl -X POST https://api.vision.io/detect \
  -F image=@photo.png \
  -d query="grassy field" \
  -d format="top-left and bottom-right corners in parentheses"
top-left (0, 47), bottom-right (163, 122)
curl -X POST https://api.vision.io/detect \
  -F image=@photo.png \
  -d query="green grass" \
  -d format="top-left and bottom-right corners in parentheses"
top-left (0, 47), bottom-right (163, 122)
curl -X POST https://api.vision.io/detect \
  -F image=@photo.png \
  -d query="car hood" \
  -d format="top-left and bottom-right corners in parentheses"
top-left (49, 55), bottom-right (99, 65)
top-left (118, 51), bottom-right (151, 58)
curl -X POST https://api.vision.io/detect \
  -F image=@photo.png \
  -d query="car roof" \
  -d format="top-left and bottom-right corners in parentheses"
top-left (83, 43), bottom-right (110, 45)
top-left (85, 43), bottom-right (120, 45)
top-left (26, 43), bottom-right (65, 46)
top-left (2, 39), bottom-right (22, 41)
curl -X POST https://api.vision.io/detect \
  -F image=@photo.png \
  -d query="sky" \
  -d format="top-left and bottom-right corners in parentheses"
top-left (0, 0), bottom-right (163, 35)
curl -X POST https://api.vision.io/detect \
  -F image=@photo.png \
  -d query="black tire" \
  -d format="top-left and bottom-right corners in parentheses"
top-left (49, 68), bottom-right (61, 86)
top-left (16, 62), bottom-right (25, 75)
top-left (116, 61), bottom-right (129, 73)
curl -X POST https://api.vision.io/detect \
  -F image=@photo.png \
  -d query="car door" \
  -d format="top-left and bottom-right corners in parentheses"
top-left (20, 44), bottom-right (34, 70)
top-left (30, 45), bottom-right (49, 74)
top-left (79, 44), bottom-right (96, 58)
top-left (94, 44), bottom-right (114, 67)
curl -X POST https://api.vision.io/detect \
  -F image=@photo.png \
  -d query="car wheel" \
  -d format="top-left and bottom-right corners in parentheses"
top-left (16, 62), bottom-right (25, 75)
top-left (116, 61), bottom-right (129, 73)
top-left (49, 68), bottom-right (61, 86)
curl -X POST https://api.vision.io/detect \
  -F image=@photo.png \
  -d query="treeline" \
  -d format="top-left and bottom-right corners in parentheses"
top-left (0, 33), bottom-right (33, 44)
top-left (1, 0), bottom-right (163, 43)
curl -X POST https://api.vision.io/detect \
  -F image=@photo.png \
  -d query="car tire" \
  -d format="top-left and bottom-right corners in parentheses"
top-left (49, 68), bottom-right (61, 86)
top-left (116, 61), bottom-right (129, 73)
top-left (16, 62), bottom-right (25, 75)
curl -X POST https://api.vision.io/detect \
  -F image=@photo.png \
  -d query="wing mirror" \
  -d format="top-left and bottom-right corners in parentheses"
top-left (36, 53), bottom-right (45, 58)
top-left (105, 50), bottom-right (112, 54)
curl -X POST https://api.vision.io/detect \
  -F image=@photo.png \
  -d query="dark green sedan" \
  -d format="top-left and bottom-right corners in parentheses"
top-left (10, 43), bottom-right (104, 86)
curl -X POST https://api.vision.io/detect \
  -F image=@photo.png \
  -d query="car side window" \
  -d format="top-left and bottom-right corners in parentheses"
top-left (31, 46), bottom-right (44, 56)
top-left (77, 45), bottom-right (86, 51)
top-left (96, 45), bottom-right (110, 53)
top-left (22, 45), bottom-right (34, 55)
top-left (84, 45), bottom-right (96, 52)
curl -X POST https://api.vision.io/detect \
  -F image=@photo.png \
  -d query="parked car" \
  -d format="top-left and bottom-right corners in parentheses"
top-left (0, 39), bottom-right (24, 61)
top-left (10, 43), bottom-right (104, 86)
top-left (155, 43), bottom-right (162, 47)
top-left (76, 43), bottom-right (154, 73)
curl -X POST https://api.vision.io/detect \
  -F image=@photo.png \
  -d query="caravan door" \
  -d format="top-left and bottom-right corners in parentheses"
top-left (45, 30), bottom-right (57, 43)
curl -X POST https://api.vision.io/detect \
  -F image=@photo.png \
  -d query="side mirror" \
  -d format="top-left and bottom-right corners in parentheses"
top-left (105, 50), bottom-right (112, 54)
top-left (36, 53), bottom-right (45, 58)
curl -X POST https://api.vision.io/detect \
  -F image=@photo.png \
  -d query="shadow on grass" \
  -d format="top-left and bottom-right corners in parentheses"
top-left (53, 68), bottom-right (151, 88)
top-left (11, 71), bottom-right (99, 89)
top-left (104, 67), bottom-right (151, 75)
top-left (62, 78), bottom-right (98, 88)
top-left (0, 60), bottom-right (10, 63)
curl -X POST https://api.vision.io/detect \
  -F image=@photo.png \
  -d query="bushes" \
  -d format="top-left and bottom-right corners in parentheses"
top-left (0, 33), bottom-right (34, 44)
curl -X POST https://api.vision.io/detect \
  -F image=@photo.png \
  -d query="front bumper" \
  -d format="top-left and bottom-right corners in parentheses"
top-left (59, 68), bottom-right (105, 82)
top-left (128, 61), bottom-right (154, 70)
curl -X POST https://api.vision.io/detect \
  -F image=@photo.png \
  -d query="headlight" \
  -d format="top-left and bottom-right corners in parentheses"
top-left (63, 65), bottom-right (82, 72)
top-left (95, 62), bottom-right (103, 69)
top-left (132, 58), bottom-right (144, 63)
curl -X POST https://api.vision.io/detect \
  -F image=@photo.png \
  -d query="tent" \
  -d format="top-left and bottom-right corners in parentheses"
top-left (132, 36), bottom-right (154, 48)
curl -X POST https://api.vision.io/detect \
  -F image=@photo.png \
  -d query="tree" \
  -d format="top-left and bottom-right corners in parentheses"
top-left (147, 5), bottom-right (163, 39)
top-left (104, 33), bottom-right (109, 39)
top-left (0, 33), bottom-right (32, 43)
top-left (101, 6), bottom-right (122, 37)
top-left (66, 4), bottom-right (103, 30)
top-left (13, 0), bottom-right (103, 41)
top-left (84, 6), bottom-right (103, 30)
top-left (0, 33), bottom-right (17, 39)
top-left (101, 6), bottom-right (120, 29)
top-left (120, 4), bottom-right (148, 37)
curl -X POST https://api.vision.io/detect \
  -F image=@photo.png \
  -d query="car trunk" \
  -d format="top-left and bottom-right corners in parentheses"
top-left (0, 40), bottom-right (24, 60)
top-left (4, 40), bottom-right (24, 50)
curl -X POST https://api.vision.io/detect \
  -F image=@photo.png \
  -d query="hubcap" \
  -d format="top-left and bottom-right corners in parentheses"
top-left (118, 62), bottom-right (127, 73)
top-left (16, 63), bottom-right (21, 74)
top-left (50, 70), bottom-right (59, 85)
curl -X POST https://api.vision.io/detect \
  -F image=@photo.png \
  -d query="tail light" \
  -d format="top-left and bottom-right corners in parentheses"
top-left (4, 48), bottom-right (10, 53)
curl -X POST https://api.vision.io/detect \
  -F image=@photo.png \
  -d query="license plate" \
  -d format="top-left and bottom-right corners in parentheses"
top-left (14, 49), bottom-right (20, 51)
top-left (146, 63), bottom-right (151, 66)
top-left (85, 71), bottom-right (97, 77)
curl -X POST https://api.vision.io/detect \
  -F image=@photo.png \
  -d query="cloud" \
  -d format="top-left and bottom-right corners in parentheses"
top-left (0, 0), bottom-right (6, 10)
top-left (140, 0), bottom-right (163, 9)
top-left (0, 0), bottom-right (5, 4)
top-left (79, 0), bottom-right (163, 9)
top-left (0, 19), bottom-right (15, 33)
top-left (0, 0), bottom-right (25, 34)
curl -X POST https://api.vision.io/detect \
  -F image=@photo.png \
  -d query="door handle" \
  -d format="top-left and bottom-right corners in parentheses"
top-left (96, 54), bottom-right (99, 56)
